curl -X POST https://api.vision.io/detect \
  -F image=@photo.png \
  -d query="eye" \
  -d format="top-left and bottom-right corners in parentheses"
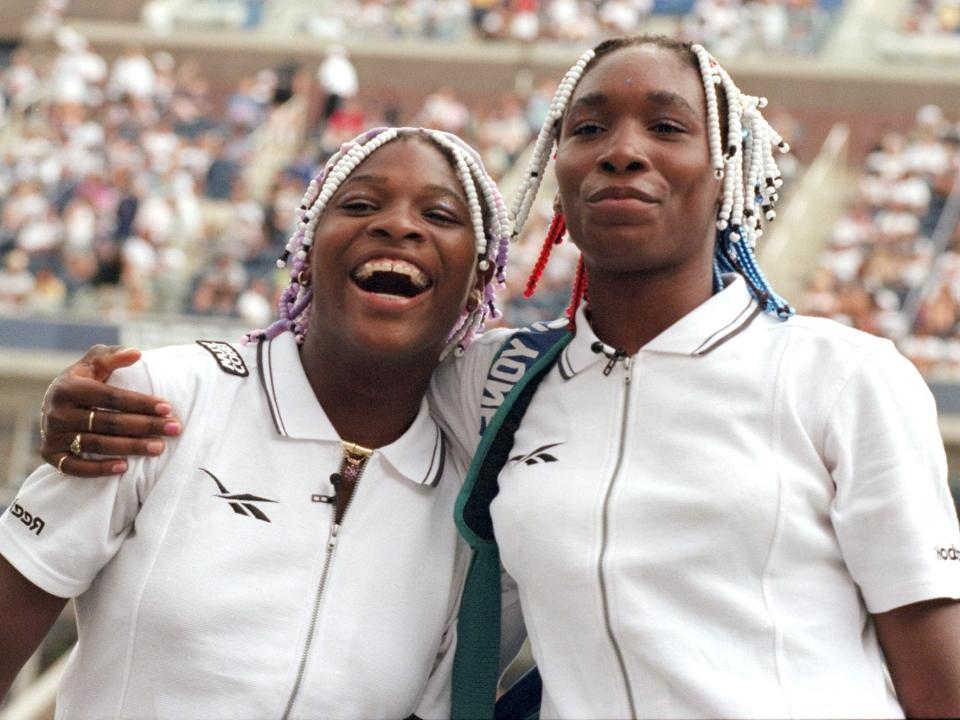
top-left (338, 197), bottom-right (377, 212)
top-left (425, 207), bottom-right (464, 225)
top-left (651, 120), bottom-right (686, 135)
top-left (571, 121), bottom-right (604, 137)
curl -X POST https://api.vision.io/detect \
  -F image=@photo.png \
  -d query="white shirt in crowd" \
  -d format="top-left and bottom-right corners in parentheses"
top-left (317, 48), bottom-right (358, 99)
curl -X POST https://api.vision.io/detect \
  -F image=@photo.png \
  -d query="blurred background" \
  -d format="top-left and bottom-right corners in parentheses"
top-left (0, 0), bottom-right (957, 715)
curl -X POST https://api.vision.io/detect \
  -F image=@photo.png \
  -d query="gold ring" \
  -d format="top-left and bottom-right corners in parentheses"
top-left (69, 433), bottom-right (83, 457)
top-left (57, 454), bottom-right (68, 474)
top-left (88, 409), bottom-right (96, 433)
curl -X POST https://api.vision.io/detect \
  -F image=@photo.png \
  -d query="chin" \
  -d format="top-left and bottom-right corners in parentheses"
top-left (352, 325), bottom-right (445, 363)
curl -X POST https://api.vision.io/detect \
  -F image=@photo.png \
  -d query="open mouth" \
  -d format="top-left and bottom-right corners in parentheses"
top-left (351, 258), bottom-right (432, 299)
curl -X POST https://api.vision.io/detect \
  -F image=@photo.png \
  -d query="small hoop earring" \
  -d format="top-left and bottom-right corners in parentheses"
top-left (297, 271), bottom-right (310, 287)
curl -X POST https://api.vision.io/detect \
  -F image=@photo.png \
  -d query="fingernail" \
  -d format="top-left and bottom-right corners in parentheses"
top-left (111, 462), bottom-right (128, 474)
top-left (163, 422), bottom-right (181, 436)
top-left (147, 440), bottom-right (164, 454)
top-left (155, 403), bottom-right (172, 416)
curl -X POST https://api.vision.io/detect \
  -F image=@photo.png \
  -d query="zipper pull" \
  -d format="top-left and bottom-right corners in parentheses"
top-left (602, 350), bottom-right (626, 376)
top-left (327, 522), bottom-right (340, 551)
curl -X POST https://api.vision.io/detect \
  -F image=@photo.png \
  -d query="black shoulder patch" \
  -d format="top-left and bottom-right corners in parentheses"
top-left (196, 340), bottom-right (249, 377)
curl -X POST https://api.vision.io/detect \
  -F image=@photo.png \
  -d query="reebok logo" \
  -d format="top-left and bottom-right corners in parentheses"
top-left (201, 468), bottom-right (278, 522)
top-left (935, 545), bottom-right (960, 561)
top-left (9, 501), bottom-right (44, 535)
top-left (509, 442), bottom-right (563, 466)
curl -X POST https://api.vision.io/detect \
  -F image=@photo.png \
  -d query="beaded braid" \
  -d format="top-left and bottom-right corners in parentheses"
top-left (524, 212), bottom-right (567, 298)
top-left (243, 127), bottom-right (511, 361)
top-left (513, 35), bottom-right (795, 323)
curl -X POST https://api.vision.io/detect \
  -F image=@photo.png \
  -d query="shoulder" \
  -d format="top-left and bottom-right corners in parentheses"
top-left (113, 339), bottom-right (260, 398)
top-left (768, 314), bottom-right (904, 372)
top-left (433, 326), bottom-right (517, 391)
top-left (774, 314), bottom-right (891, 349)
top-left (772, 315), bottom-right (933, 419)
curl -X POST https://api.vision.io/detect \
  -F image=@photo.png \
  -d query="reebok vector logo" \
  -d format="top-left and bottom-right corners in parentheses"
top-left (201, 468), bottom-right (278, 522)
top-left (509, 442), bottom-right (563, 466)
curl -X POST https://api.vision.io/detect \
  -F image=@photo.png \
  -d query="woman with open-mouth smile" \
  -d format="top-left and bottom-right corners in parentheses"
top-left (0, 126), bottom-right (512, 719)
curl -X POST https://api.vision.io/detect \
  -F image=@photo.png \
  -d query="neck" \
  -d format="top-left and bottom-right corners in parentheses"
top-left (583, 260), bottom-right (715, 355)
top-left (298, 335), bottom-right (437, 449)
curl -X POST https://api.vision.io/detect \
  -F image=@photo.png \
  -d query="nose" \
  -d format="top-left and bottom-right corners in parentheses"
top-left (368, 204), bottom-right (424, 242)
top-left (597, 122), bottom-right (649, 174)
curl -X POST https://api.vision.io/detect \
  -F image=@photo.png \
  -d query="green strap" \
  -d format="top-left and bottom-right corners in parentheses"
top-left (451, 329), bottom-right (572, 720)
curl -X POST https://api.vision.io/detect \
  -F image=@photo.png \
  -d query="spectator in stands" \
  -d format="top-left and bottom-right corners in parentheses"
top-left (0, 249), bottom-right (35, 310)
top-left (317, 45), bottom-right (359, 125)
top-left (416, 86), bottom-right (469, 135)
top-left (108, 47), bottom-right (157, 102)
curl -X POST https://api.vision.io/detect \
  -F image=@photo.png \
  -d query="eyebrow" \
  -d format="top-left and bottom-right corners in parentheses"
top-left (645, 90), bottom-right (700, 117)
top-left (340, 175), bottom-right (468, 206)
top-left (569, 89), bottom-right (700, 118)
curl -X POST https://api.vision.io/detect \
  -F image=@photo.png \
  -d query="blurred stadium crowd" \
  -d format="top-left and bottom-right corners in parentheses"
top-left (1, 0), bottom-right (959, 380)
top-left (800, 107), bottom-right (960, 378)
top-left (0, 33), bottom-right (568, 326)
top-left (138, 0), bottom-right (843, 57)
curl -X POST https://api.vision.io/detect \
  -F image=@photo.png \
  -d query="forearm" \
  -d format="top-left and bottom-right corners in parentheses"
top-left (0, 555), bottom-right (67, 700)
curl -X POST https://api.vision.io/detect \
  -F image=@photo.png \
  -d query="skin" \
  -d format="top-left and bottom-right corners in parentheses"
top-left (28, 46), bottom-right (960, 716)
top-left (2, 134), bottom-right (483, 700)
top-left (555, 45), bottom-right (721, 354)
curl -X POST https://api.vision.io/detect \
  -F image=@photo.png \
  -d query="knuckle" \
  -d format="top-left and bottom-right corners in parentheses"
top-left (103, 414), bottom-right (122, 434)
top-left (48, 381), bottom-right (68, 405)
top-left (106, 390), bottom-right (125, 412)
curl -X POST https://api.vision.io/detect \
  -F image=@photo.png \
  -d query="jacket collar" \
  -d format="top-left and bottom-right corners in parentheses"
top-left (256, 332), bottom-right (445, 487)
top-left (558, 274), bottom-right (761, 380)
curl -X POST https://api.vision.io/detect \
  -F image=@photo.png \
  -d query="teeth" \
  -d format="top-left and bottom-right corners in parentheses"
top-left (353, 259), bottom-right (429, 289)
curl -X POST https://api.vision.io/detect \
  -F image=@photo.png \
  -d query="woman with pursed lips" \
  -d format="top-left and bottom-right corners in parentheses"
top-left (438, 35), bottom-right (960, 718)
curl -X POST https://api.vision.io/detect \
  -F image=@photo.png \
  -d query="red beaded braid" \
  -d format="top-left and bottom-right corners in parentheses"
top-left (523, 212), bottom-right (567, 298)
top-left (565, 255), bottom-right (589, 328)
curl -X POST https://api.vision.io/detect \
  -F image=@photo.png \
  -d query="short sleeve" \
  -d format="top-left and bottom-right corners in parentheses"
top-left (429, 329), bottom-right (512, 461)
top-left (825, 342), bottom-right (960, 613)
top-left (0, 361), bottom-right (156, 598)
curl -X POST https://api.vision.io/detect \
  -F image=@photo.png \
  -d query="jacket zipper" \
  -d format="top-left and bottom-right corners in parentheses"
top-left (281, 442), bottom-right (373, 719)
top-left (597, 356), bottom-right (638, 718)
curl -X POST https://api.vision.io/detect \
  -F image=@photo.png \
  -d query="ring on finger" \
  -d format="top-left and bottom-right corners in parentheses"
top-left (57, 454), bottom-right (68, 474)
top-left (88, 409), bottom-right (96, 433)
top-left (69, 433), bottom-right (83, 457)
